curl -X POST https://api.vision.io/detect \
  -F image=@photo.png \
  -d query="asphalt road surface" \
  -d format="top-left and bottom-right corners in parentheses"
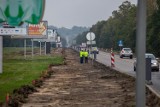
top-left (96, 51), bottom-right (160, 95)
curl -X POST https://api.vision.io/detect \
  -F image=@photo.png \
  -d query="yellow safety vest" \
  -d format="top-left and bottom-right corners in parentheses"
top-left (80, 51), bottom-right (83, 57)
top-left (84, 51), bottom-right (88, 57)
top-left (82, 51), bottom-right (85, 57)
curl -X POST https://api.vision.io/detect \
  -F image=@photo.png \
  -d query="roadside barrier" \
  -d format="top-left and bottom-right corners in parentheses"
top-left (111, 49), bottom-right (115, 67)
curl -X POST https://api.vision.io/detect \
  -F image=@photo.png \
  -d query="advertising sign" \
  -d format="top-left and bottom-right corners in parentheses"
top-left (32, 29), bottom-right (57, 42)
top-left (0, 0), bottom-right (44, 26)
top-left (0, 28), bottom-right (27, 35)
top-left (28, 21), bottom-right (47, 38)
top-left (0, 22), bottom-right (27, 36)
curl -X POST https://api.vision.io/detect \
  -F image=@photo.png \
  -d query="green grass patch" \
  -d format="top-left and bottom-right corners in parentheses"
top-left (0, 47), bottom-right (63, 102)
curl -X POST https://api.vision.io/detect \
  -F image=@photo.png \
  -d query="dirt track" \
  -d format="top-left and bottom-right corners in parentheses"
top-left (20, 48), bottom-right (159, 107)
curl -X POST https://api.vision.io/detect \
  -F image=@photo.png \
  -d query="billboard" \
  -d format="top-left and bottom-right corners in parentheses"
top-left (28, 21), bottom-right (47, 38)
top-left (47, 29), bottom-right (56, 42)
top-left (11, 21), bottom-right (48, 38)
top-left (0, 22), bottom-right (27, 36)
top-left (0, 0), bottom-right (44, 26)
top-left (32, 29), bottom-right (57, 42)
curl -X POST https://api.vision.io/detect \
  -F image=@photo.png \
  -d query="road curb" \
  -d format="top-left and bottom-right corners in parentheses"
top-left (146, 85), bottom-right (160, 99)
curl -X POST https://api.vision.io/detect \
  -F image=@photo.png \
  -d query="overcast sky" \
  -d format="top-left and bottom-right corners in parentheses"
top-left (43, 0), bottom-right (137, 28)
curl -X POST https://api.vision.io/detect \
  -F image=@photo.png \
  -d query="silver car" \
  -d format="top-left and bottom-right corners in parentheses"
top-left (120, 48), bottom-right (133, 59)
top-left (134, 53), bottom-right (159, 71)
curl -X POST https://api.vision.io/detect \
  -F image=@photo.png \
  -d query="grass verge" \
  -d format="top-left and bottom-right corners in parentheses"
top-left (0, 47), bottom-right (63, 102)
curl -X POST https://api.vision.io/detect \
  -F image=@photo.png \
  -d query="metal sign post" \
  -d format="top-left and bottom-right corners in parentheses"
top-left (31, 39), bottom-right (34, 58)
top-left (40, 41), bottom-right (42, 55)
top-left (90, 33), bottom-right (93, 65)
top-left (136, 0), bottom-right (146, 107)
top-left (0, 36), bottom-right (3, 73)
top-left (24, 39), bottom-right (26, 59)
top-left (45, 41), bottom-right (46, 55)
top-left (86, 32), bottom-right (95, 65)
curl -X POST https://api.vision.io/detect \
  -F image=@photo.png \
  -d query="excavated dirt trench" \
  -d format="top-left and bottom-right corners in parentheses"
top-left (19, 48), bottom-right (160, 107)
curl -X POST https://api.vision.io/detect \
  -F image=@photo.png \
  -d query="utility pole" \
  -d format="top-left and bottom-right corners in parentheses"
top-left (136, 0), bottom-right (146, 107)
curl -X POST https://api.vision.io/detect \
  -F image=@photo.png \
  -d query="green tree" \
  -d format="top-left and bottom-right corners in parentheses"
top-left (75, 1), bottom-right (136, 52)
top-left (147, 0), bottom-right (160, 56)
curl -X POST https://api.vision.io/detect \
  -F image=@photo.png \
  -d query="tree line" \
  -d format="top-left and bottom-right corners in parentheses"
top-left (75, 0), bottom-right (160, 56)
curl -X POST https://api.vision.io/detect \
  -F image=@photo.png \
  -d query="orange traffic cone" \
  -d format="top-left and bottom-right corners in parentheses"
top-left (6, 93), bottom-right (9, 106)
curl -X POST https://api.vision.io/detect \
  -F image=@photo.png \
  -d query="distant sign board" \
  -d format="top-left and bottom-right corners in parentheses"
top-left (118, 40), bottom-right (123, 46)
top-left (82, 43), bottom-right (87, 47)
top-left (11, 21), bottom-right (48, 38)
top-left (0, 28), bottom-right (27, 35)
top-left (0, 22), bottom-right (27, 36)
top-left (28, 21), bottom-right (47, 38)
top-left (47, 29), bottom-right (56, 42)
top-left (86, 32), bottom-right (95, 41)
top-left (87, 40), bottom-right (96, 45)
top-left (32, 29), bottom-right (57, 42)
top-left (57, 36), bottom-right (61, 42)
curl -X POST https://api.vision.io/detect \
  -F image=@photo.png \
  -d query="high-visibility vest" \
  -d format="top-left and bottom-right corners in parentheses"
top-left (80, 51), bottom-right (83, 57)
top-left (84, 51), bottom-right (88, 57)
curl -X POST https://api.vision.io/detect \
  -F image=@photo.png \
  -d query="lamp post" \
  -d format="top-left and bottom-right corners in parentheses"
top-left (136, 0), bottom-right (146, 107)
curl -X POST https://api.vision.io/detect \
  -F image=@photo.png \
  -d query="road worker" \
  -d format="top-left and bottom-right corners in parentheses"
top-left (84, 49), bottom-right (89, 63)
top-left (93, 47), bottom-right (97, 60)
top-left (79, 49), bottom-right (84, 64)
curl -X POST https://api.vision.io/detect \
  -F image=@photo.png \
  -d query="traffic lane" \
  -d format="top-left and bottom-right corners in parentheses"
top-left (97, 51), bottom-right (135, 72)
top-left (97, 51), bottom-right (160, 79)
top-left (113, 54), bottom-right (136, 77)
top-left (97, 51), bottom-right (160, 95)
top-left (97, 51), bottom-right (111, 66)
top-left (115, 55), bottom-right (135, 72)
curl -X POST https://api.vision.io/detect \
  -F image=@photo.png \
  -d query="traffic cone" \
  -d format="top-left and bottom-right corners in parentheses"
top-left (6, 93), bottom-right (9, 106)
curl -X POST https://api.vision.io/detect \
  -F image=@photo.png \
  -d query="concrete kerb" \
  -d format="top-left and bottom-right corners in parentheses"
top-left (146, 85), bottom-right (160, 98)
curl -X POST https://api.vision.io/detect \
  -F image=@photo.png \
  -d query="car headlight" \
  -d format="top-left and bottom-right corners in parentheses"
top-left (153, 62), bottom-right (158, 66)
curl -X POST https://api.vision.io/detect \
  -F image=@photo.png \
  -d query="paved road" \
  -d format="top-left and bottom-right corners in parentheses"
top-left (97, 51), bottom-right (134, 74)
top-left (96, 51), bottom-right (160, 95)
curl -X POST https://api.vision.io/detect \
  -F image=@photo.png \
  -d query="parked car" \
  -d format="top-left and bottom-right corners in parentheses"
top-left (133, 53), bottom-right (159, 71)
top-left (91, 47), bottom-right (99, 54)
top-left (120, 48), bottom-right (133, 59)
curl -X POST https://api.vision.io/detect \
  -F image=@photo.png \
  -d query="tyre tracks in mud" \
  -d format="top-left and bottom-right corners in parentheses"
top-left (22, 48), bottom-right (136, 107)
